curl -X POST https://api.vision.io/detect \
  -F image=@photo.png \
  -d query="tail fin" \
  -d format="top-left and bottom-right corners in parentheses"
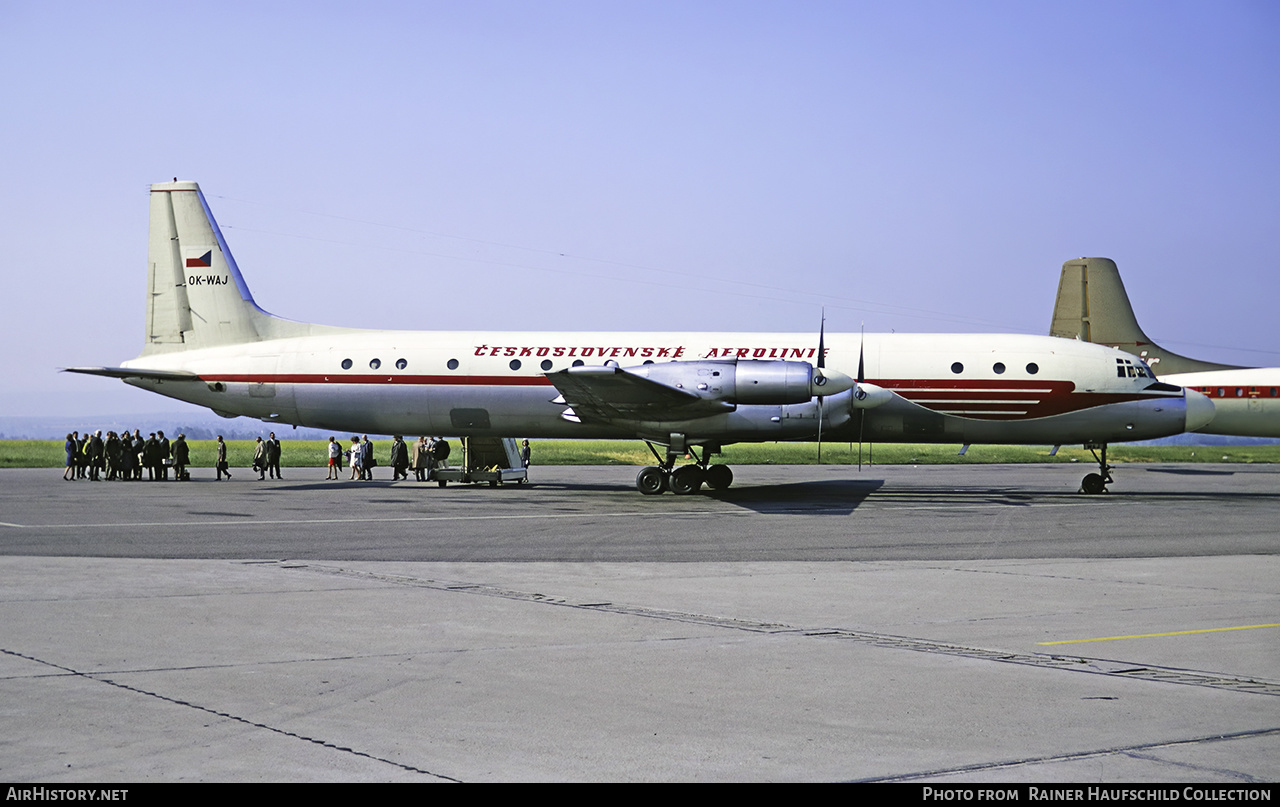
top-left (143, 181), bottom-right (323, 354)
top-left (1050, 257), bottom-right (1241, 375)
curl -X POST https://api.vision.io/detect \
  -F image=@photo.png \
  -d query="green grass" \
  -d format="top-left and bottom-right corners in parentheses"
top-left (6, 439), bottom-right (1280, 469)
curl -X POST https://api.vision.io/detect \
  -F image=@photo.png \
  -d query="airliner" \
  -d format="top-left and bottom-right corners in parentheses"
top-left (1051, 257), bottom-right (1279, 439)
top-left (66, 181), bottom-right (1214, 495)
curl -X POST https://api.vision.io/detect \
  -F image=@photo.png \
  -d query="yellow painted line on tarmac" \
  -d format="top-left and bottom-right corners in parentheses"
top-left (1038, 623), bottom-right (1280, 645)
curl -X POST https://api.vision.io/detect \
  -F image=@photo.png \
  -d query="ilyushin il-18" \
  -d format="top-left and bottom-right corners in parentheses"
top-left (67, 181), bottom-right (1215, 495)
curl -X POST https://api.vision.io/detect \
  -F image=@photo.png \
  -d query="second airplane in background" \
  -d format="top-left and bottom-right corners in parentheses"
top-left (1051, 257), bottom-right (1280, 439)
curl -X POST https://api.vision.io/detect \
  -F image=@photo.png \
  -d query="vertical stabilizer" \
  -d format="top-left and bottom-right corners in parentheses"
top-left (143, 181), bottom-right (270, 354)
top-left (1050, 257), bottom-right (1240, 375)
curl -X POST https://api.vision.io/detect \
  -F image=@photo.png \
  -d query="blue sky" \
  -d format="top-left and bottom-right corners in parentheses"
top-left (3, 1), bottom-right (1278, 417)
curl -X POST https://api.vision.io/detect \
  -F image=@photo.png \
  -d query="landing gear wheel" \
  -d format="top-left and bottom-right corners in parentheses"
top-left (438, 479), bottom-right (447, 488)
top-left (636, 466), bottom-right (667, 495)
top-left (1081, 472), bottom-right (1107, 495)
top-left (669, 465), bottom-right (704, 495)
top-left (704, 464), bottom-right (733, 491)
top-left (1081, 443), bottom-right (1114, 495)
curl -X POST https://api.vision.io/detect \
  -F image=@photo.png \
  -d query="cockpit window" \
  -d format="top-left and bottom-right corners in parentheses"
top-left (1116, 357), bottom-right (1149, 379)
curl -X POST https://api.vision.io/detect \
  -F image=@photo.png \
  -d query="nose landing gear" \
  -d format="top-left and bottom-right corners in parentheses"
top-left (1081, 443), bottom-right (1113, 494)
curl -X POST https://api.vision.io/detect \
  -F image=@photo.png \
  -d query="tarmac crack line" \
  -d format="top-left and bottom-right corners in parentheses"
top-left (0, 647), bottom-right (462, 782)
top-left (287, 562), bottom-right (1280, 697)
top-left (860, 725), bottom-right (1280, 783)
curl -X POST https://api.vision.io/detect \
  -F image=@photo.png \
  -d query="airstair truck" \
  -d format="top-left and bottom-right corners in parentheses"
top-left (432, 437), bottom-right (528, 487)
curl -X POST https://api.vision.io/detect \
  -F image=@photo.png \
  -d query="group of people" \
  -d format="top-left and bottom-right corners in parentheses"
top-left (62, 429), bottom-right (192, 482)
top-left (250, 433), bottom-right (283, 480)
top-left (62, 432), bottom-right (487, 482)
top-left (329, 435), bottom-right (452, 481)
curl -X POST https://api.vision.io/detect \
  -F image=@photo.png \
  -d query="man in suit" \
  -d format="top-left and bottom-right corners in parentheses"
top-left (266, 432), bottom-right (283, 479)
top-left (156, 431), bottom-right (171, 480)
top-left (216, 435), bottom-right (231, 480)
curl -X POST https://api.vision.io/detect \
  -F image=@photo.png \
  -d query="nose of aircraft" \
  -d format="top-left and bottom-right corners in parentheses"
top-left (1184, 388), bottom-right (1216, 432)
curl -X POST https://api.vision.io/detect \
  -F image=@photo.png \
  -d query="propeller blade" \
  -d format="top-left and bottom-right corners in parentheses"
top-left (816, 308), bottom-right (826, 462)
top-left (857, 326), bottom-right (866, 469)
top-left (817, 397), bottom-right (823, 462)
top-left (857, 325), bottom-right (865, 384)
top-left (817, 308), bottom-right (826, 370)
top-left (857, 409), bottom-right (865, 470)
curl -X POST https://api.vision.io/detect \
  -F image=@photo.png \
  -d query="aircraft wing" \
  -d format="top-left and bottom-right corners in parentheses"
top-left (547, 366), bottom-right (729, 423)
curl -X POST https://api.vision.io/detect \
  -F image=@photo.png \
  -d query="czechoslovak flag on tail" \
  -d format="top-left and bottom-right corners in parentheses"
top-left (185, 250), bottom-right (212, 268)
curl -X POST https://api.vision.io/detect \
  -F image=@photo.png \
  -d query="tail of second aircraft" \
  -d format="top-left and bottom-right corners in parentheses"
top-left (1049, 257), bottom-right (1242, 375)
top-left (142, 180), bottom-right (325, 355)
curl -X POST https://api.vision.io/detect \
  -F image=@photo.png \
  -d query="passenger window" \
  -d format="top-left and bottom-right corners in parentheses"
top-left (369, 358), bottom-right (382, 370)
top-left (447, 359), bottom-right (459, 370)
top-left (951, 362), bottom-right (964, 374)
top-left (993, 362), bottom-right (1005, 374)
top-left (395, 358), bottom-right (407, 370)
top-left (1025, 363), bottom-right (1039, 374)
top-left (341, 358), bottom-right (353, 370)
top-left (509, 359), bottom-right (522, 371)
top-left (572, 359), bottom-right (585, 367)
top-left (540, 359), bottom-right (553, 371)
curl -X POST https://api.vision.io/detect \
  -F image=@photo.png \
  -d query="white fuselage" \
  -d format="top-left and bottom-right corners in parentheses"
top-left (1159, 368), bottom-right (1280, 438)
top-left (121, 329), bottom-right (1209, 446)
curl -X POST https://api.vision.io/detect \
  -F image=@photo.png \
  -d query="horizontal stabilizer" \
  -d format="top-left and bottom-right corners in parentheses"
top-left (62, 366), bottom-right (201, 382)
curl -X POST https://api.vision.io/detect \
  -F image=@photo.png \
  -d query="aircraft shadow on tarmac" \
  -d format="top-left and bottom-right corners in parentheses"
top-left (246, 477), bottom-right (888, 515)
top-left (702, 479), bottom-right (886, 515)
top-left (224, 473), bottom-right (1280, 515)
top-left (256, 480), bottom-right (631, 493)
top-left (692, 479), bottom-right (1280, 512)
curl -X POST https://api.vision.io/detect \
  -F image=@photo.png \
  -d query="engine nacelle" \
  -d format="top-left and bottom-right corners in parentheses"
top-left (851, 382), bottom-right (892, 409)
top-left (631, 360), bottom-right (854, 405)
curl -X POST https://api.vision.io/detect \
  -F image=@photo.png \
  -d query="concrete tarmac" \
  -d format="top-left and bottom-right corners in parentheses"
top-left (1, 464), bottom-right (1277, 782)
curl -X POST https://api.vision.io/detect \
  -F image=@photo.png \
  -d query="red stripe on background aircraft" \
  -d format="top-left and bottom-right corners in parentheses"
top-left (66, 181), bottom-right (1215, 494)
top-left (1051, 257), bottom-right (1279, 439)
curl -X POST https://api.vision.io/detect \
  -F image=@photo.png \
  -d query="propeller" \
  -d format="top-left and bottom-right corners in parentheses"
top-left (857, 326), bottom-right (866, 470)
top-left (816, 310), bottom-right (826, 462)
top-left (850, 325), bottom-right (890, 469)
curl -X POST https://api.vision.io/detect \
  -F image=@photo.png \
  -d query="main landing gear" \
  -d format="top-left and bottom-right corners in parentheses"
top-left (636, 442), bottom-right (734, 495)
top-left (1080, 443), bottom-right (1113, 495)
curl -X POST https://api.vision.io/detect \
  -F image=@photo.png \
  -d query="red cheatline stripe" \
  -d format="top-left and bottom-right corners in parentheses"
top-left (879, 378), bottom-right (1075, 391)
top-left (200, 373), bottom-right (556, 387)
